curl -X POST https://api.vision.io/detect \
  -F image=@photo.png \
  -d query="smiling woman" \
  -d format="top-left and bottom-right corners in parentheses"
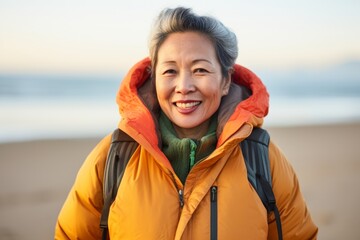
top-left (155, 32), bottom-right (231, 139)
top-left (55, 6), bottom-right (318, 240)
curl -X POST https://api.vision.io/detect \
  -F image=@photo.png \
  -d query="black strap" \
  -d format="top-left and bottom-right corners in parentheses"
top-left (241, 127), bottom-right (272, 188)
top-left (258, 174), bottom-right (283, 240)
top-left (100, 129), bottom-right (138, 240)
top-left (241, 128), bottom-right (282, 240)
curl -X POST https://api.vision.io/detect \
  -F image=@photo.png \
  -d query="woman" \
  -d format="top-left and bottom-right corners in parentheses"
top-left (55, 7), bottom-right (318, 239)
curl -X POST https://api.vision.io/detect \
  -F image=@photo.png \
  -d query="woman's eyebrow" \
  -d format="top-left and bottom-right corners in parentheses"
top-left (192, 59), bottom-right (212, 65)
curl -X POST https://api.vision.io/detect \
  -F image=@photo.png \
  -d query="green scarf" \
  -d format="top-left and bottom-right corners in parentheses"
top-left (159, 112), bottom-right (218, 184)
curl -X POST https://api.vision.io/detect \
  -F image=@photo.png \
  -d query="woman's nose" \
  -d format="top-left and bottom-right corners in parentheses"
top-left (175, 72), bottom-right (195, 94)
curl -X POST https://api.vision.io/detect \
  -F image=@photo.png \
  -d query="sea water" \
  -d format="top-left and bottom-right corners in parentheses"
top-left (1, 72), bottom-right (360, 142)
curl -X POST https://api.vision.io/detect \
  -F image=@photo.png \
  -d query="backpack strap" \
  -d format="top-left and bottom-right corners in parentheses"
top-left (100, 128), bottom-right (138, 240)
top-left (240, 127), bottom-right (283, 240)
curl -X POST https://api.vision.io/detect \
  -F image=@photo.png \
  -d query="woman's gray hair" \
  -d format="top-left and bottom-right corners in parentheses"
top-left (149, 7), bottom-right (238, 77)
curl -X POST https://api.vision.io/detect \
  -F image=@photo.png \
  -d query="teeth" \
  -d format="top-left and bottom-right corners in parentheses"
top-left (176, 102), bottom-right (200, 109)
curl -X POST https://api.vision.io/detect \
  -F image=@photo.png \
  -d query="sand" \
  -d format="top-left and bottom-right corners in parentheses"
top-left (0, 122), bottom-right (359, 239)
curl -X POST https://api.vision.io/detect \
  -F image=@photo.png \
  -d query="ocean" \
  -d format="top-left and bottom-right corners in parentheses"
top-left (1, 68), bottom-right (360, 143)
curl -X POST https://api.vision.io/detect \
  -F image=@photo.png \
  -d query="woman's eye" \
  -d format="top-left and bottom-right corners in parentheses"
top-left (194, 68), bottom-right (208, 74)
top-left (163, 69), bottom-right (176, 75)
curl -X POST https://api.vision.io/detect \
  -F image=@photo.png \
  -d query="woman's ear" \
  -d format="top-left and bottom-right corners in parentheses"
top-left (221, 69), bottom-right (232, 96)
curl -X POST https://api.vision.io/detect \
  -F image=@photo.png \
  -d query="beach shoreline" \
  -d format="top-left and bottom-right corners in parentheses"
top-left (1, 122), bottom-right (359, 239)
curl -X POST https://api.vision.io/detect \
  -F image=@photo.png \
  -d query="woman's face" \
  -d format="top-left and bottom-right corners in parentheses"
top-left (155, 31), bottom-right (231, 139)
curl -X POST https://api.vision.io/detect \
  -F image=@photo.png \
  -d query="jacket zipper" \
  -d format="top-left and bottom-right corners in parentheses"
top-left (170, 172), bottom-right (184, 208)
top-left (210, 186), bottom-right (218, 240)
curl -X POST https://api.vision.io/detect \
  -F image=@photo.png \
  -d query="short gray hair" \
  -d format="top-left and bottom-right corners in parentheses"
top-left (149, 7), bottom-right (238, 77)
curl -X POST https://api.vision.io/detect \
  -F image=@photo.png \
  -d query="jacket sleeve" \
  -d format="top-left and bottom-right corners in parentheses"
top-left (267, 140), bottom-right (318, 240)
top-left (54, 134), bottom-right (112, 239)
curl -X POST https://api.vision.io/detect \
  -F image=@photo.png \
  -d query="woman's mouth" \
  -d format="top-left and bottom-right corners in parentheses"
top-left (174, 101), bottom-right (201, 114)
top-left (175, 101), bottom-right (201, 109)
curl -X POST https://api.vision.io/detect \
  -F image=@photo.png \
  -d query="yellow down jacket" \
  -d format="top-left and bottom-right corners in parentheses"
top-left (55, 58), bottom-right (318, 239)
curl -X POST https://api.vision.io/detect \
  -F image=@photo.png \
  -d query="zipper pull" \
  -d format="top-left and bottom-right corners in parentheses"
top-left (179, 189), bottom-right (184, 207)
top-left (211, 186), bottom-right (217, 202)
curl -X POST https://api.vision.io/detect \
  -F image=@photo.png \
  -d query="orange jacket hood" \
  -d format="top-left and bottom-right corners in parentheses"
top-left (116, 57), bottom-right (269, 146)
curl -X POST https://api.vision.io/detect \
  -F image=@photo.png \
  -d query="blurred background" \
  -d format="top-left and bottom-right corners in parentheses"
top-left (0, 0), bottom-right (359, 239)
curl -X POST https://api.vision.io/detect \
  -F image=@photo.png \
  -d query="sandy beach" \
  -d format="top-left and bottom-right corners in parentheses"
top-left (0, 122), bottom-right (359, 240)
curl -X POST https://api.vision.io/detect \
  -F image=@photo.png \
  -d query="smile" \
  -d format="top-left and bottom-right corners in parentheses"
top-left (175, 101), bottom-right (201, 109)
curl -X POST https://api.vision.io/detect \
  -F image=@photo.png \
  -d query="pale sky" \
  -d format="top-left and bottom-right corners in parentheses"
top-left (1, 0), bottom-right (359, 74)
